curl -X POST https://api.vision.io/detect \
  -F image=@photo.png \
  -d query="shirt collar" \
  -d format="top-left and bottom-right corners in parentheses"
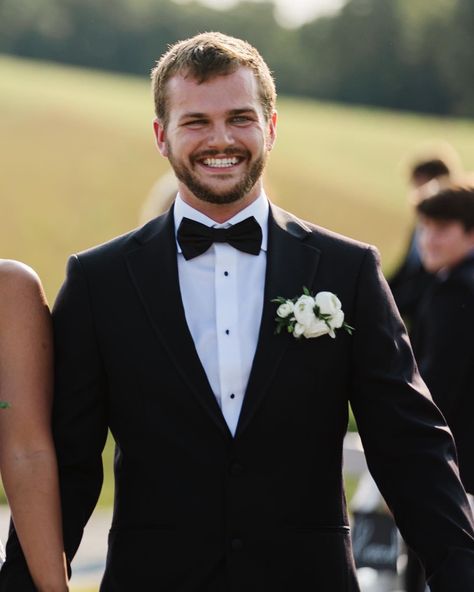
top-left (174, 191), bottom-right (269, 254)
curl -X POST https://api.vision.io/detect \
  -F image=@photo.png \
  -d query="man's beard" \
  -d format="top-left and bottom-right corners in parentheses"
top-left (167, 144), bottom-right (267, 205)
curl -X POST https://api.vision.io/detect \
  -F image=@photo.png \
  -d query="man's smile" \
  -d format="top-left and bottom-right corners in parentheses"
top-left (201, 156), bottom-right (242, 169)
top-left (192, 152), bottom-right (248, 172)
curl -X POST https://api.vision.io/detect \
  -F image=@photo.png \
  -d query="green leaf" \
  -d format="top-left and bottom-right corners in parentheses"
top-left (271, 296), bottom-right (287, 304)
top-left (343, 323), bottom-right (355, 335)
top-left (0, 402), bottom-right (10, 409)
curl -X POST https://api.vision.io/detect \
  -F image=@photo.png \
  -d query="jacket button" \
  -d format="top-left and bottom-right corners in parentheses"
top-left (231, 538), bottom-right (243, 551)
top-left (230, 462), bottom-right (244, 475)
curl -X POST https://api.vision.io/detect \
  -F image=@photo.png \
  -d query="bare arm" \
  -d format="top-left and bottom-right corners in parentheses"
top-left (0, 261), bottom-right (68, 592)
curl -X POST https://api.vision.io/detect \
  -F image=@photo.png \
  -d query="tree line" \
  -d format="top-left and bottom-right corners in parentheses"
top-left (1, 0), bottom-right (473, 117)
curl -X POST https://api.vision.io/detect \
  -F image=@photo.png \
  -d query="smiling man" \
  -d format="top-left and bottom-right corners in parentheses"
top-left (1, 32), bottom-right (474, 592)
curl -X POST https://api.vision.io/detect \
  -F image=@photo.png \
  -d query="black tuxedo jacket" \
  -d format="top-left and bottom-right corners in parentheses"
top-left (412, 255), bottom-right (474, 494)
top-left (1, 204), bottom-right (474, 591)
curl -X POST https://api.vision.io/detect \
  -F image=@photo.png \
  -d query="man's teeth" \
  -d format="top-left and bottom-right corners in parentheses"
top-left (203, 157), bottom-right (239, 168)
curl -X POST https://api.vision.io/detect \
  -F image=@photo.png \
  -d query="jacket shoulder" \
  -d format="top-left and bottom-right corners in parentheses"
top-left (271, 204), bottom-right (376, 259)
top-left (73, 211), bottom-right (171, 269)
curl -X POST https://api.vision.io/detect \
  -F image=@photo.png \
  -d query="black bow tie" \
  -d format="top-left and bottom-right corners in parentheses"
top-left (177, 216), bottom-right (262, 261)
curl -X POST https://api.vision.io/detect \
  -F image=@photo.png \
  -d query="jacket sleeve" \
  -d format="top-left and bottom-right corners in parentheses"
top-left (349, 246), bottom-right (474, 590)
top-left (52, 254), bottom-right (109, 565)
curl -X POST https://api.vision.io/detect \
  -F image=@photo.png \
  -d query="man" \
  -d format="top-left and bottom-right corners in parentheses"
top-left (1, 32), bottom-right (474, 591)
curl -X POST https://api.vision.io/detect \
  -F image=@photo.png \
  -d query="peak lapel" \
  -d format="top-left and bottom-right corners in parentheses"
top-left (235, 205), bottom-right (321, 438)
top-left (125, 209), bottom-right (231, 439)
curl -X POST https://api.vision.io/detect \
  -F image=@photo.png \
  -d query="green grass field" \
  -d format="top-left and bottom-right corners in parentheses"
top-left (1, 54), bottom-right (474, 515)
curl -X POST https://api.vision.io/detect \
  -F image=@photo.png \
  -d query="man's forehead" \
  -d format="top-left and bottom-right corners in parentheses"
top-left (166, 68), bottom-right (261, 115)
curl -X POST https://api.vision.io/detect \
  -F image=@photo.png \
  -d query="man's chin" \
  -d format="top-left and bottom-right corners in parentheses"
top-left (194, 191), bottom-right (247, 206)
top-left (183, 179), bottom-right (254, 205)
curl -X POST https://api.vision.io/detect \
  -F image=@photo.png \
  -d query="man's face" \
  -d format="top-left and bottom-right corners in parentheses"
top-left (153, 67), bottom-right (276, 212)
top-left (418, 216), bottom-right (474, 272)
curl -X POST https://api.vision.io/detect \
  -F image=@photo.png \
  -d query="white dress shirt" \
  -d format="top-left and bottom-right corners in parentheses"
top-left (174, 193), bottom-right (268, 436)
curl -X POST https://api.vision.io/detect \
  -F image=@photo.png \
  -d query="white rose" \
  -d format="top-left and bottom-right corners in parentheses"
top-left (327, 309), bottom-right (344, 330)
top-left (315, 291), bottom-right (344, 332)
top-left (302, 317), bottom-right (331, 339)
top-left (293, 295), bottom-right (316, 328)
top-left (277, 300), bottom-right (294, 318)
top-left (293, 322), bottom-right (306, 338)
top-left (314, 291), bottom-right (342, 316)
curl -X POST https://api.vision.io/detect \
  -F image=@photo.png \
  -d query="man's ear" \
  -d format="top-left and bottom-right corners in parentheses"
top-left (266, 111), bottom-right (277, 151)
top-left (153, 118), bottom-right (168, 157)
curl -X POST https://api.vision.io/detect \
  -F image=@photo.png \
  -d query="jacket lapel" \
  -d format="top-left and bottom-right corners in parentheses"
top-left (236, 204), bottom-right (321, 438)
top-left (125, 209), bottom-right (231, 439)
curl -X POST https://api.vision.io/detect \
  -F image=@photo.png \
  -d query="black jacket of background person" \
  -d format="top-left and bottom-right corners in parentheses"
top-left (412, 253), bottom-right (474, 494)
top-left (1, 204), bottom-right (474, 591)
top-left (388, 227), bottom-right (434, 330)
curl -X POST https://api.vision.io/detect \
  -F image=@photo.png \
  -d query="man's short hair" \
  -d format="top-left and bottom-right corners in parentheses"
top-left (151, 32), bottom-right (276, 127)
top-left (411, 158), bottom-right (451, 182)
top-left (417, 183), bottom-right (474, 231)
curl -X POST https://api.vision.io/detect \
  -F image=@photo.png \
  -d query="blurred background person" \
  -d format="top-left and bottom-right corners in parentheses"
top-left (414, 181), bottom-right (474, 499)
top-left (389, 144), bottom-right (462, 331)
top-left (139, 171), bottom-right (178, 225)
top-left (406, 181), bottom-right (474, 592)
top-left (0, 260), bottom-right (68, 591)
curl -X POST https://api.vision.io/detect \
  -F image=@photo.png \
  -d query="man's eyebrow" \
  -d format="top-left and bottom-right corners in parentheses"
top-left (179, 108), bottom-right (257, 121)
top-left (228, 108), bottom-right (257, 115)
top-left (179, 112), bottom-right (207, 121)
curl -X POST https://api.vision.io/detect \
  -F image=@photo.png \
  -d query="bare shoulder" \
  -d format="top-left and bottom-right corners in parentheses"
top-left (0, 260), bottom-right (48, 315)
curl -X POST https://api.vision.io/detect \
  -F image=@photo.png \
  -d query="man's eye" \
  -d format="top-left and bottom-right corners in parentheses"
top-left (184, 120), bottom-right (207, 128)
top-left (231, 116), bottom-right (251, 124)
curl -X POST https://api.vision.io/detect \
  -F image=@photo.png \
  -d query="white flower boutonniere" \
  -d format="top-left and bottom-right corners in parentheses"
top-left (273, 287), bottom-right (354, 339)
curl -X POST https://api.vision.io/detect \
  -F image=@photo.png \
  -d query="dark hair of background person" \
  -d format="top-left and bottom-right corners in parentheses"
top-left (417, 184), bottom-right (474, 231)
top-left (411, 159), bottom-right (452, 186)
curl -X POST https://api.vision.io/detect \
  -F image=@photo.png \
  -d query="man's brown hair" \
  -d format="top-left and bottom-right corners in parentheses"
top-left (151, 32), bottom-right (276, 127)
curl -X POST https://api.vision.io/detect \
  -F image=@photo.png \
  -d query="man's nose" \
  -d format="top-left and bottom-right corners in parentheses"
top-left (207, 123), bottom-right (235, 148)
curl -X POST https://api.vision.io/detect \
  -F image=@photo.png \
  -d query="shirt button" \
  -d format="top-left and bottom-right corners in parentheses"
top-left (224, 271), bottom-right (229, 276)
top-left (230, 393), bottom-right (235, 399)
top-left (225, 329), bottom-right (230, 335)
top-left (231, 538), bottom-right (243, 551)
